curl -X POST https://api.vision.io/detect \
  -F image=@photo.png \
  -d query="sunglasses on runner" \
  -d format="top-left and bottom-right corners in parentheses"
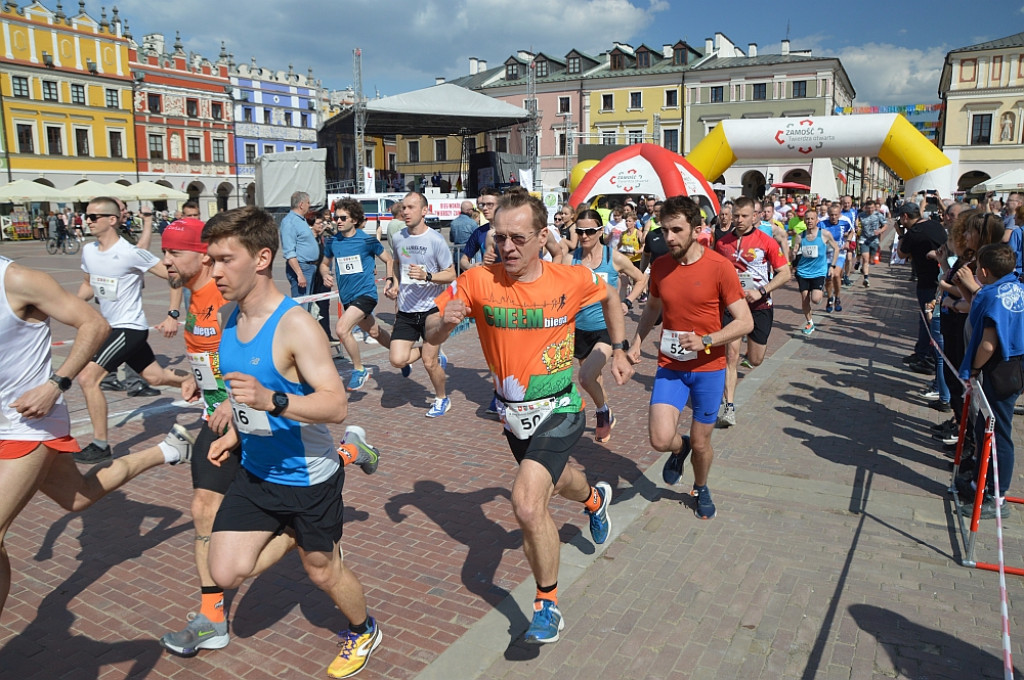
top-left (575, 227), bottom-right (601, 236)
top-left (335, 215), bottom-right (350, 222)
top-left (85, 213), bottom-right (117, 221)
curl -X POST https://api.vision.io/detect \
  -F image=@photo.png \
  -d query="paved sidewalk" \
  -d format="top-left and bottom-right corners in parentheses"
top-left (0, 237), bottom-right (1022, 679)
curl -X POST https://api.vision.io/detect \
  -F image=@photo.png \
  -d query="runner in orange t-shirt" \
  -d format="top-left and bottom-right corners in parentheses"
top-left (628, 195), bottom-right (753, 521)
top-left (428, 191), bottom-right (633, 645)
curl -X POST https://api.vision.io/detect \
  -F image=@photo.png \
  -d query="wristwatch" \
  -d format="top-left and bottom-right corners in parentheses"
top-left (425, 271), bottom-right (433, 282)
top-left (624, 298), bottom-right (634, 310)
top-left (167, 310), bottom-right (180, 319)
top-left (270, 391), bottom-right (289, 417)
top-left (48, 372), bottom-right (72, 392)
top-left (611, 340), bottom-right (630, 351)
top-left (757, 286), bottom-right (767, 297)
top-left (701, 334), bottom-right (714, 354)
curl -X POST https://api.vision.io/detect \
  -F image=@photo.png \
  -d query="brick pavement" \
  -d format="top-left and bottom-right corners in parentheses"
top-left (0, 236), bottom-right (1022, 679)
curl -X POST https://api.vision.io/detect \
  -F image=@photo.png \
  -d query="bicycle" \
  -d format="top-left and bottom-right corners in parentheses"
top-left (46, 232), bottom-right (80, 255)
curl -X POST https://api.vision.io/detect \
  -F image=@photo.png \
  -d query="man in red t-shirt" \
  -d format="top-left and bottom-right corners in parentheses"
top-left (713, 196), bottom-right (791, 428)
top-left (628, 195), bottom-right (753, 520)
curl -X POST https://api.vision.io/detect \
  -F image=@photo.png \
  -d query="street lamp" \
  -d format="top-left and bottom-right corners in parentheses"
top-left (224, 85), bottom-right (240, 208)
top-left (131, 72), bottom-right (144, 182)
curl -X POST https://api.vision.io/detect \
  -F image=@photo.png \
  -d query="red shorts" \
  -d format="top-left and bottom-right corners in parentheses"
top-left (0, 435), bottom-right (79, 460)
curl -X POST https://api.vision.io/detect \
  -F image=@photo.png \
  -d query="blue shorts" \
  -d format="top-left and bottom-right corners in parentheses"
top-left (651, 366), bottom-right (726, 424)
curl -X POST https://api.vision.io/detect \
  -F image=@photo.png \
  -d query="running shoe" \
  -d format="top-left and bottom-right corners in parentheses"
top-left (594, 409), bottom-right (615, 443)
top-left (739, 356), bottom-right (753, 369)
top-left (825, 298), bottom-right (834, 314)
top-left (662, 435), bottom-right (691, 485)
top-left (127, 385), bottom-right (161, 397)
top-left (638, 292), bottom-right (648, 303)
top-left (834, 299), bottom-right (843, 312)
top-left (73, 443), bottom-right (111, 465)
top-left (164, 424), bottom-right (196, 465)
top-left (485, 395), bottom-right (499, 415)
top-left (863, 278), bottom-right (870, 288)
top-left (400, 364), bottom-right (411, 378)
top-left (929, 400), bottom-right (951, 412)
top-left (941, 431), bottom-right (961, 446)
top-left (438, 348), bottom-right (448, 370)
top-left (342, 426), bottom-right (380, 475)
top-left (919, 388), bottom-right (940, 400)
top-left (931, 417), bottom-right (957, 433)
top-left (347, 369), bottom-right (369, 392)
top-left (958, 495), bottom-right (1010, 520)
top-left (426, 397), bottom-right (451, 418)
top-left (692, 485), bottom-right (717, 520)
top-left (160, 612), bottom-right (229, 657)
top-left (842, 275), bottom-right (852, 286)
top-left (802, 321), bottom-right (815, 336)
top-left (524, 600), bottom-right (564, 644)
top-left (586, 481), bottom-right (612, 544)
top-left (364, 333), bottom-right (379, 346)
top-left (716, 403), bottom-right (736, 429)
top-left (327, 617), bottom-right (382, 678)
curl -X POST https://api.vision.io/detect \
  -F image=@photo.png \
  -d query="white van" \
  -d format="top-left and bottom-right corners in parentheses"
top-left (326, 192), bottom-right (444, 239)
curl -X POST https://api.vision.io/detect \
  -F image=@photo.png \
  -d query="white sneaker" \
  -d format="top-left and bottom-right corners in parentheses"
top-left (164, 424), bottom-right (196, 464)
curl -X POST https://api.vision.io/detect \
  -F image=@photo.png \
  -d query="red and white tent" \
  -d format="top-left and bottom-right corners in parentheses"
top-left (569, 144), bottom-right (720, 215)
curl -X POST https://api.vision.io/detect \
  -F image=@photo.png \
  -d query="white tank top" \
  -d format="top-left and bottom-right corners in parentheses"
top-left (0, 257), bottom-right (70, 440)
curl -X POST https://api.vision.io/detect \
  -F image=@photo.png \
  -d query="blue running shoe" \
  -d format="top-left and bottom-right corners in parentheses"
top-left (426, 397), bottom-right (451, 418)
top-left (347, 369), bottom-right (369, 392)
top-left (438, 348), bottom-right (448, 370)
top-left (400, 364), bottom-right (411, 378)
top-left (662, 436), bottom-right (691, 485)
top-left (586, 481), bottom-right (612, 544)
top-left (524, 600), bottom-right (564, 644)
top-left (692, 484), bottom-right (716, 520)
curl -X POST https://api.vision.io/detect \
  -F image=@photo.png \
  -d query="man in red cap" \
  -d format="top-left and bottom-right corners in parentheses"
top-left (158, 215), bottom-right (379, 658)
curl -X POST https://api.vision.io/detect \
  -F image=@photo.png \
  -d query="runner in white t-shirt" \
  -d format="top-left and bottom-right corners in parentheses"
top-left (74, 196), bottom-right (191, 464)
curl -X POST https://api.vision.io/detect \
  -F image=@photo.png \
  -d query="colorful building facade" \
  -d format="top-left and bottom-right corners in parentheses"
top-left (0, 1), bottom-right (135, 190)
top-left (130, 32), bottom-right (234, 218)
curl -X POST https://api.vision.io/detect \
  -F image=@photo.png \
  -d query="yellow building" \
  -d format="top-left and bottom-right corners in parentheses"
top-left (0, 1), bottom-right (135, 190)
top-left (938, 31), bottom-right (1024, 193)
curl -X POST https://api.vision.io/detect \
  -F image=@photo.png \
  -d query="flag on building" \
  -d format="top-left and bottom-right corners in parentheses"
top-left (837, 170), bottom-right (848, 184)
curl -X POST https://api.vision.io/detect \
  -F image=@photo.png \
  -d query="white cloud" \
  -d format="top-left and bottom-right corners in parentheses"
top-left (813, 40), bottom-right (949, 106)
top-left (110, 0), bottom-right (665, 95)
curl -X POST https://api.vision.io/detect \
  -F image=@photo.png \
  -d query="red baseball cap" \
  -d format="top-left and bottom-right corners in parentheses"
top-left (161, 218), bottom-right (206, 253)
top-left (796, 205), bottom-right (807, 217)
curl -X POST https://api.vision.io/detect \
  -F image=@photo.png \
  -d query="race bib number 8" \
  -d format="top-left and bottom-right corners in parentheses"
top-left (660, 329), bottom-right (697, 362)
top-left (230, 398), bottom-right (272, 436)
top-left (400, 263), bottom-right (427, 286)
top-left (91, 275), bottom-right (118, 301)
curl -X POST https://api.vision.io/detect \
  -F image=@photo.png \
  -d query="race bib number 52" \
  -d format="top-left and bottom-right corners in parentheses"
top-left (660, 329), bottom-right (697, 362)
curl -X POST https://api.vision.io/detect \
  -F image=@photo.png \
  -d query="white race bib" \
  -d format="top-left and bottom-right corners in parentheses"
top-left (336, 255), bottom-right (363, 275)
top-left (91, 275), bottom-right (118, 301)
top-left (737, 270), bottom-right (757, 291)
top-left (400, 263), bottom-right (427, 286)
top-left (501, 395), bottom-right (571, 440)
top-left (188, 352), bottom-right (218, 391)
top-left (595, 271), bottom-right (609, 283)
top-left (660, 329), bottom-right (697, 362)
top-left (800, 245), bottom-right (819, 258)
top-left (230, 398), bottom-right (272, 436)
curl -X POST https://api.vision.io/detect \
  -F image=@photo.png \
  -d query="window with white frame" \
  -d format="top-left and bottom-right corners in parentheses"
top-left (148, 133), bottom-right (164, 159)
top-left (108, 130), bottom-right (124, 158)
top-left (434, 138), bottom-right (446, 161)
top-left (629, 91), bottom-right (642, 109)
top-left (665, 89), bottom-right (678, 108)
top-left (212, 138), bottom-right (226, 162)
top-left (74, 128), bottom-right (90, 156)
top-left (408, 140), bottom-right (420, 163)
top-left (558, 96), bottom-right (570, 114)
top-left (16, 123), bottom-right (34, 153)
top-left (601, 93), bottom-right (613, 111)
top-left (45, 125), bottom-right (63, 154)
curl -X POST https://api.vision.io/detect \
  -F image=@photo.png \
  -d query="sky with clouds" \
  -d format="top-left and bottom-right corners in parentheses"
top-left (102, 0), bottom-right (1023, 106)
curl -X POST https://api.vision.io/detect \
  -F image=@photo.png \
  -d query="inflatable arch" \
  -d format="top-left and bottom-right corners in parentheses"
top-left (685, 113), bottom-right (953, 198)
top-left (568, 144), bottom-right (721, 214)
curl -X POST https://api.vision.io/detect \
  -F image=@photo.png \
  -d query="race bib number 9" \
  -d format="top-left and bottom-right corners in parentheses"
top-left (230, 398), bottom-right (272, 436)
top-left (660, 329), bottom-right (697, 362)
top-left (91, 275), bottom-right (118, 301)
top-left (336, 255), bottom-right (363, 275)
top-left (187, 352), bottom-right (218, 391)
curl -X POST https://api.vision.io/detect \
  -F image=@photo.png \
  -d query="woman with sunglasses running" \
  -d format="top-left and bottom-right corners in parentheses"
top-left (565, 209), bottom-right (647, 443)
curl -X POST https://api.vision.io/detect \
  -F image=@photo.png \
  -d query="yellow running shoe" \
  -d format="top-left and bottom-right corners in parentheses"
top-left (327, 617), bottom-right (381, 678)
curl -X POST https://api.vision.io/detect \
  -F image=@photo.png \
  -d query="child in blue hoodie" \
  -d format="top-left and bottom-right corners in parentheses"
top-left (958, 243), bottom-right (1024, 518)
